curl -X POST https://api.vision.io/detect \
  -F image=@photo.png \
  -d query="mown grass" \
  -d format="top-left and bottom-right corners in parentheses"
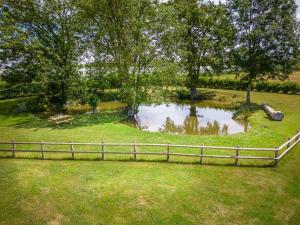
top-left (0, 88), bottom-right (300, 225)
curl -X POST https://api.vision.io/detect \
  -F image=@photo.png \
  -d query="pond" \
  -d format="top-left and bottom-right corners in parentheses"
top-left (127, 102), bottom-right (249, 135)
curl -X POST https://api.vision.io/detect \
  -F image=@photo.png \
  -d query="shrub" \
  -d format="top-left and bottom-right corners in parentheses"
top-left (88, 95), bottom-right (99, 113)
top-left (9, 97), bottom-right (45, 113)
top-left (100, 91), bottom-right (121, 101)
top-left (176, 89), bottom-right (190, 99)
top-left (0, 82), bottom-right (44, 100)
top-left (175, 89), bottom-right (216, 100)
top-left (196, 78), bottom-right (300, 94)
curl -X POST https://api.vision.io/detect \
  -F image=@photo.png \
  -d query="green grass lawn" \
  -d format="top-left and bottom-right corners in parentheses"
top-left (1, 89), bottom-right (300, 225)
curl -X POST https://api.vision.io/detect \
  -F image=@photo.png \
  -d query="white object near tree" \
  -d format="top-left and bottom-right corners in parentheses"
top-left (262, 104), bottom-right (284, 121)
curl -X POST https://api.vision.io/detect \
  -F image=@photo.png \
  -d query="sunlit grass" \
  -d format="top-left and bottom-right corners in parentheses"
top-left (0, 89), bottom-right (300, 225)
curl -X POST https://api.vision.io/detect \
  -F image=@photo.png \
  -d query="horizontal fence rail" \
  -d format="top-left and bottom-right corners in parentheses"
top-left (0, 131), bottom-right (299, 166)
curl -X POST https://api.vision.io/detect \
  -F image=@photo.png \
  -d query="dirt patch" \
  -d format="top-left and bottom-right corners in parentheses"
top-left (47, 214), bottom-right (64, 225)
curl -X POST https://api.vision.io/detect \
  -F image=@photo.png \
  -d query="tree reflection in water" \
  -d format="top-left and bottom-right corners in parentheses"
top-left (131, 103), bottom-right (248, 135)
top-left (160, 106), bottom-right (230, 135)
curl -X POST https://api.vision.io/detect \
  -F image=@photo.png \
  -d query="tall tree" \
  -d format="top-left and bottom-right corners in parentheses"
top-left (175, 0), bottom-right (233, 101)
top-left (0, 0), bottom-right (84, 110)
top-left (227, 0), bottom-right (299, 104)
top-left (80, 0), bottom-right (159, 117)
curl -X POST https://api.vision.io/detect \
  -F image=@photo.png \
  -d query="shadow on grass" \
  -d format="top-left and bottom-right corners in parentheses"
top-left (0, 97), bottom-right (128, 130)
top-left (10, 110), bottom-right (128, 130)
top-left (233, 102), bottom-right (262, 120)
top-left (176, 89), bottom-right (217, 100)
top-left (264, 116), bottom-right (276, 121)
top-left (0, 155), bottom-right (275, 168)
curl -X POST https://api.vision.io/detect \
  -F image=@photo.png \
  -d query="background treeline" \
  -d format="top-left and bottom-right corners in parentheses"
top-left (0, 0), bottom-right (299, 115)
top-left (197, 78), bottom-right (300, 94)
top-left (1, 76), bottom-right (300, 101)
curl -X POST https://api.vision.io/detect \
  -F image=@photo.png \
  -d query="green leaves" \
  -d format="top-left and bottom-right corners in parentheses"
top-left (0, 0), bottom-right (84, 109)
top-left (228, 0), bottom-right (299, 79)
top-left (174, 1), bottom-right (234, 99)
top-left (1, 0), bottom-right (299, 110)
top-left (81, 0), bottom-right (176, 112)
top-left (227, 0), bottom-right (299, 103)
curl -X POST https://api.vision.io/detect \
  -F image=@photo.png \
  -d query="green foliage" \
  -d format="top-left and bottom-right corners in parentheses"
top-left (176, 88), bottom-right (216, 100)
top-left (0, 0), bottom-right (85, 109)
top-left (10, 97), bottom-right (45, 114)
top-left (196, 78), bottom-right (300, 94)
top-left (80, 0), bottom-right (166, 114)
top-left (88, 95), bottom-right (99, 113)
top-left (1, 0), bottom-right (299, 110)
top-left (227, 0), bottom-right (300, 103)
top-left (0, 82), bottom-right (45, 100)
top-left (175, 0), bottom-right (234, 99)
top-left (100, 91), bottom-right (120, 102)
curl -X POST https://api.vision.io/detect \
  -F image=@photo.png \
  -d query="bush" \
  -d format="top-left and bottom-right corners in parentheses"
top-left (176, 89), bottom-right (190, 99)
top-left (280, 82), bottom-right (300, 94)
top-left (176, 88), bottom-right (216, 100)
top-left (10, 97), bottom-right (45, 113)
top-left (0, 82), bottom-right (44, 100)
top-left (196, 78), bottom-right (300, 94)
top-left (99, 91), bottom-right (120, 101)
top-left (88, 95), bottom-right (99, 113)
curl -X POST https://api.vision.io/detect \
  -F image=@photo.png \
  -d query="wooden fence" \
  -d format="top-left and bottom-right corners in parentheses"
top-left (0, 131), bottom-right (299, 166)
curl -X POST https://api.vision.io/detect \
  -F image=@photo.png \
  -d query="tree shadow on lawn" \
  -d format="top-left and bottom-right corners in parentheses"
top-left (1, 94), bottom-right (265, 131)
top-left (0, 97), bottom-right (128, 130)
top-left (232, 102), bottom-right (262, 119)
top-left (10, 110), bottom-right (127, 130)
top-left (0, 155), bottom-right (275, 168)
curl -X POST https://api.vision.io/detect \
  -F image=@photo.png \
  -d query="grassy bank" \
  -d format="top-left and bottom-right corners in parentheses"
top-left (0, 89), bottom-right (299, 149)
top-left (0, 89), bottom-right (300, 224)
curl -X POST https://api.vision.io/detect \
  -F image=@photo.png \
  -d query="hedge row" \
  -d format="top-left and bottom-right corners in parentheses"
top-left (197, 78), bottom-right (300, 94)
top-left (1, 77), bottom-right (299, 100)
top-left (100, 91), bottom-right (120, 101)
top-left (0, 82), bottom-right (44, 100)
top-left (0, 82), bottom-right (121, 101)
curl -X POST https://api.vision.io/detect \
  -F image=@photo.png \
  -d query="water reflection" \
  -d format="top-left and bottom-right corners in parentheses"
top-left (132, 103), bottom-right (248, 135)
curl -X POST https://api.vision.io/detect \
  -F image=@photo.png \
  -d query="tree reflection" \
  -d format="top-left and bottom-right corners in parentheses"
top-left (183, 105), bottom-right (199, 134)
top-left (159, 117), bottom-right (184, 133)
top-left (236, 120), bottom-right (249, 132)
top-left (160, 105), bottom-right (229, 135)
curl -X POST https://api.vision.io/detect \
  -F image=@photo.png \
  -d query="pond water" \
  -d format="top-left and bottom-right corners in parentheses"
top-left (128, 102), bottom-right (249, 135)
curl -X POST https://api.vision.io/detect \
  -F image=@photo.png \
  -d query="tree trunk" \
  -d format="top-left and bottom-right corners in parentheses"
top-left (127, 107), bottom-right (134, 118)
top-left (246, 82), bottom-right (251, 105)
top-left (127, 105), bottom-right (137, 119)
top-left (262, 104), bottom-right (284, 121)
top-left (190, 86), bottom-right (197, 101)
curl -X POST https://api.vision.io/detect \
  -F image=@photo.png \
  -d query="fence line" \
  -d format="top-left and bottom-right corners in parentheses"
top-left (0, 131), bottom-right (299, 166)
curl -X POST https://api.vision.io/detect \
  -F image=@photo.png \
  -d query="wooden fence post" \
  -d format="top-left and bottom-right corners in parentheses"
top-left (287, 137), bottom-right (291, 152)
top-left (12, 140), bottom-right (16, 158)
top-left (41, 141), bottom-right (44, 159)
top-left (235, 146), bottom-right (239, 166)
top-left (101, 141), bottom-right (105, 160)
top-left (296, 131), bottom-right (300, 141)
top-left (274, 146), bottom-right (279, 166)
top-left (166, 143), bottom-right (170, 162)
top-left (200, 145), bottom-right (204, 164)
top-left (133, 141), bottom-right (137, 161)
top-left (70, 142), bottom-right (74, 159)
